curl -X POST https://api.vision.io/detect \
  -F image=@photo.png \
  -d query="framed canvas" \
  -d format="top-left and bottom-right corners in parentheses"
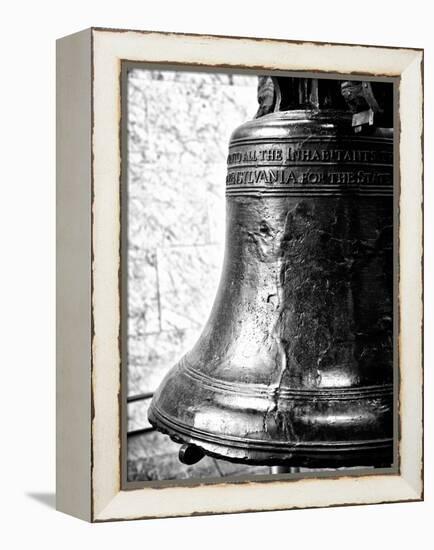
top-left (56, 27), bottom-right (423, 522)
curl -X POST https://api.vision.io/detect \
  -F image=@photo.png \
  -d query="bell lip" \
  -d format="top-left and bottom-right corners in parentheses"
top-left (148, 356), bottom-right (394, 468)
top-left (229, 109), bottom-right (355, 144)
top-left (148, 403), bottom-right (394, 468)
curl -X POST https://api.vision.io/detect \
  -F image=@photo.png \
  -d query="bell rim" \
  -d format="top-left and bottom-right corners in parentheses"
top-left (148, 402), bottom-right (394, 468)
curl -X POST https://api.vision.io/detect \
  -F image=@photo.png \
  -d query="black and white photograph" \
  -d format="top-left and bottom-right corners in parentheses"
top-left (123, 67), bottom-right (396, 484)
top-left (3, 0), bottom-right (429, 542)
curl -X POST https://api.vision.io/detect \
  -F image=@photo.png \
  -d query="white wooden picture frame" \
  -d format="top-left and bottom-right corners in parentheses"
top-left (56, 27), bottom-right (423, 522)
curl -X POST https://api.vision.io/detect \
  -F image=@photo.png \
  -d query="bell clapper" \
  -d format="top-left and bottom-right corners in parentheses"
top-left (179, 444), bottom-right (205, 465)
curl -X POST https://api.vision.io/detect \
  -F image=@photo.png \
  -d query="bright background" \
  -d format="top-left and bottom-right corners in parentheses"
top-left (1, 1), bottom-right (432, 548)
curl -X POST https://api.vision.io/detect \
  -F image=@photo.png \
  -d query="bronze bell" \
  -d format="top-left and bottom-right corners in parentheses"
top-left (148, 76), bottom-right (394, 469)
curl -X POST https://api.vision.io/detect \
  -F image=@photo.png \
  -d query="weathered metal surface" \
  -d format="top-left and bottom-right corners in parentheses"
top-left (149, 78), bottom-right (393, 468)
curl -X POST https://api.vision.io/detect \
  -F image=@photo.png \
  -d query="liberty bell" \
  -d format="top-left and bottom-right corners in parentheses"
top-left (148, 76), bottom-right (394, 469)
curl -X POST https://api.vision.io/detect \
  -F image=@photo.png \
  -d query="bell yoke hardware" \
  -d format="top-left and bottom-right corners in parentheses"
top-left (148, 76), bottom-right (394, 469)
